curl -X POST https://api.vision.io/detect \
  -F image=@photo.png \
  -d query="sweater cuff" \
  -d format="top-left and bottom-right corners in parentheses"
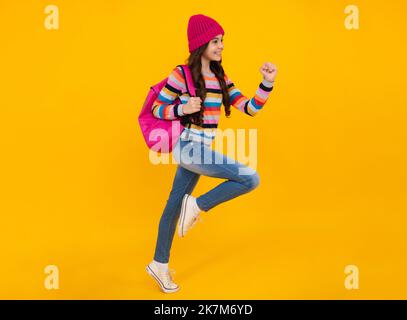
top-left (261, 79), bottom-right (275, 89)
top-left (176, 104), bottom-right (185, 117)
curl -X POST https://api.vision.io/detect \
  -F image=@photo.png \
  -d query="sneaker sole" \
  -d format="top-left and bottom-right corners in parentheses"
top-left (146, 265), bottom-right (179, 293)
top-left (178, 194), bottom-right (189, 237)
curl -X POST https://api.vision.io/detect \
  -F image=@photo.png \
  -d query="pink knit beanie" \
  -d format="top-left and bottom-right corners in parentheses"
top-left (187, 14), bottom-right (225, 53)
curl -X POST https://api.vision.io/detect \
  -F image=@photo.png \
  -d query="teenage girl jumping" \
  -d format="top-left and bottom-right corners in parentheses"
top-left (146, 13), bottom-right (278, 293)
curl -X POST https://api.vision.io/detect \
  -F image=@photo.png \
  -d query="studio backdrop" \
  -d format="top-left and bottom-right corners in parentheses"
top-left (0, 0), bottom-right (406, 299)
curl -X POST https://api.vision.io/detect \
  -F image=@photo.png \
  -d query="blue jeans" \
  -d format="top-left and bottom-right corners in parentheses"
top-left (153, 134), bottom-right (260, 263)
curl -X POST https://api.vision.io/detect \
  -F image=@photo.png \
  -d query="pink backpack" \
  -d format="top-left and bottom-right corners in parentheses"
top-left (138, 64), bottom-right (196, 153)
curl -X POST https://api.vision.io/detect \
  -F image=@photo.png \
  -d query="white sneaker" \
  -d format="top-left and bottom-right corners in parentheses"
top-left (146, 261), bottom-right (179, 293)
top-left (178, 194), bottom-right (202, 237)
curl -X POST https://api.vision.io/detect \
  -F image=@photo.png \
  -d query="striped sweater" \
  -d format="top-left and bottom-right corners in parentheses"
top-left (152, 66), bottom-right (274, 144)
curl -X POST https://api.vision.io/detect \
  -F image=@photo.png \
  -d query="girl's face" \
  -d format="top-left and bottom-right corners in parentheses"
top-left (203, 34), bottom-right (224, 62)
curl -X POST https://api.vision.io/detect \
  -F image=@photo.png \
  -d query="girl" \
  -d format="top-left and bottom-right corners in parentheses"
top-left (146, 14), bottom-right (277, 293)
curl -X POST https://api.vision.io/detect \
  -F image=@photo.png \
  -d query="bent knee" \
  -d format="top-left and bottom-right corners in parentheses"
top-left (242, 171), bottom-right (260, 190)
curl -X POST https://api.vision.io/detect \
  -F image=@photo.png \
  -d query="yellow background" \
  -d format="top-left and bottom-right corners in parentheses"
top-left (1, 0), bottom-right (406, 299)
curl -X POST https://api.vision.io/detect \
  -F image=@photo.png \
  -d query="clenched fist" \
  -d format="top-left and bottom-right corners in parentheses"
top-left (182, 97), bottom-right (202, 115)
top-left (259, 62), bottom-right (278, 83)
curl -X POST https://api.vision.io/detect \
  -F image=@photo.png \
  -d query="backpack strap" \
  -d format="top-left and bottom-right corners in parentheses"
top-left (177, 64), bottom-right (196, 97)
top-left (177, 64), bottom-right (197, 130)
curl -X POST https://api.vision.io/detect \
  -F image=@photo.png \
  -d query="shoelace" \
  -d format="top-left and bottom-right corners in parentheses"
top-left (190, 215), bottom-right (204, 229)
top-left (160, 268), bottom-right (176, 286)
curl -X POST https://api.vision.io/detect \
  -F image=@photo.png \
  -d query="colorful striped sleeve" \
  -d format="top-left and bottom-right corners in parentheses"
top-left (225, 74), bottom-right (274, 117)
top-left (152, 66), bottom-right (187, 120)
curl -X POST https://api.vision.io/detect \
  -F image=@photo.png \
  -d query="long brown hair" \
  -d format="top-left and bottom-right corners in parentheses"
top-left (182, 42), bottom-right (231, 127)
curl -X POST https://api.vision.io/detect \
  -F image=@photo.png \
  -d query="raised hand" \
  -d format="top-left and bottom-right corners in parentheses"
top-left (259, 62), bottom-right (278, 83)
